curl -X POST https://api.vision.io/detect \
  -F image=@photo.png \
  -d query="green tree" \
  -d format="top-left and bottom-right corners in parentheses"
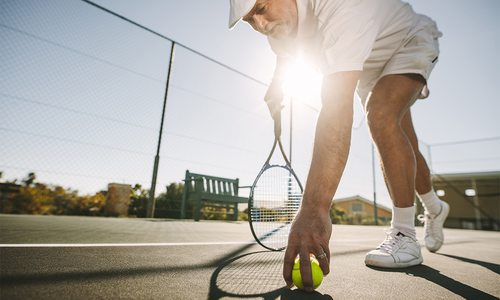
top-left (128, 184), bottom-right (149, 217)
top-left (52, 186), bottom-right (79, 215)
top-left (11, 183), bottom-right (56, 214)
top-left (155, 182), bottom-right (185, 218)
top-left (70, 193), bottom-right (106, 216)
top-left (22, 172), bottom-right (36, 187)
top-left (7, 172), bottom-right (106, 216)
top-left (10, 187), bottom-right (33, 214)
top-left (330, 202), bottom-right (346, 224)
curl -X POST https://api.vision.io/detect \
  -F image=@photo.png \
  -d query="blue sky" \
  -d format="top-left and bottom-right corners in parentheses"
top-left (1, 0), bottom-right (499, 208)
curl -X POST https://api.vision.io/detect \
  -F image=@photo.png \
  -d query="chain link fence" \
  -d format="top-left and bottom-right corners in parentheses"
top-left (1, 1), bottom-right (498, 224)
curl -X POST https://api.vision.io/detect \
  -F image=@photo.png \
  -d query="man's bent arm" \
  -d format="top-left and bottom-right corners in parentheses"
top-left (283, 71), bottom-right (360, 291)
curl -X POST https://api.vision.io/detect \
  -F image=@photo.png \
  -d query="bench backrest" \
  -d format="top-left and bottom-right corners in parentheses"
top-left (184, 170), bottom-right (240, 197)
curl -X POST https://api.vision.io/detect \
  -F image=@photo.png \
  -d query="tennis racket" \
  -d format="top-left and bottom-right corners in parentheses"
top-left (248, 110), bottom-right (303, 251)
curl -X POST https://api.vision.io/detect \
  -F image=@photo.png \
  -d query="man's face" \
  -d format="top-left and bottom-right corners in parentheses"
top-left (242, 0), bottom-right (298, 39)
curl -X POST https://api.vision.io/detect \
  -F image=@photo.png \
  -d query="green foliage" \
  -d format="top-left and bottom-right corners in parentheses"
top-left (22, 172), bottom-right (36, 187)
top-left (2, 173), bottom-right (105, 216)
top-left (73, 193), bottom-right (106, 216)
top-left (200, 205), bottom-right (228, 220)
top-left (341, 215), bottom-right (390, 226)
top-left (330, 202), bottom-right (347, 224)
top-left (1, 171), bottom-right (245, 221)
top-left (155, 182), bottom-right (186, 218)
top-left (128, 184), bottom-right (149, 217)
top-left (240, 208), bottom-right (249, 222)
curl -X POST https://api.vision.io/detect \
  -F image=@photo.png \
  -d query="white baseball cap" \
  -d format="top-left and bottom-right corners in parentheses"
top-left (228, 0), bottom-right (256, 29)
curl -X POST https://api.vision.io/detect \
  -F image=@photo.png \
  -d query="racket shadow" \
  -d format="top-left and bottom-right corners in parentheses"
top-left (207, 250), bottom-right (333, 300)
top-left (208, 250), bottom-right (286, 299)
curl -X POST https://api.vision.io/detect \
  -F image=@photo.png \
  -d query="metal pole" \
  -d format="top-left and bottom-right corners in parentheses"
top-left (371, 143), bottom-right (378, 225)
top-left (147, 42), bottom-right (175, 218)
top-left (471, 178), bottom-right (482, 230)
top-left (427, 144), bottom-right (434, 174)
top-left (286, 97), bottom-right (294, 220)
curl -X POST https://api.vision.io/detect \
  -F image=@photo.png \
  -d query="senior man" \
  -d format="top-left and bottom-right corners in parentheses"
top-left (229, 0), bottom-right (449, 291)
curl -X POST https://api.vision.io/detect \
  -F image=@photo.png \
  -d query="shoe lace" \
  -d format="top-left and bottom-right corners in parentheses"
top-left (418, 203), bottom-right (444, 237)
top-left (418, 213), bottom-right (434, 238)
top-left (378, 230), bottom-right (404, 253)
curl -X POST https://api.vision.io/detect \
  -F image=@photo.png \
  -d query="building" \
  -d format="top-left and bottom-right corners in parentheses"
top-left (333, 195), bottom-right (392, 225)
top-left (429, 171), bottom-right (500, 231)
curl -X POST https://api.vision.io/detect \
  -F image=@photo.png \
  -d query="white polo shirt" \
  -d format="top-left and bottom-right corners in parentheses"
top-left (265, 0), bottom-right (442, 102)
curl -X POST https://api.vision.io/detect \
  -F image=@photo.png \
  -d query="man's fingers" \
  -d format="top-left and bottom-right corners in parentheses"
top-left (299, 250), bottom-right (313, 292)
top-left (283, 247), bottom-right (297, 288)
top-left (315, 246), bottom-right (330, 276)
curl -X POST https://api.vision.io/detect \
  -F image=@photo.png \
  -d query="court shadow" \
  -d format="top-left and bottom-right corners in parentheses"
top-left (437, 253), bottom-right (500, 275)
top-left (207, 250), bottom-right (332, 300)
top-left (281, 289), bottom-right (334, 300)
top-left (0, 265), bottom-right (190, 286)
top-left (0, 241), bottom-right (259, 287)
top-left (367, 264), bottom-right (497, 299)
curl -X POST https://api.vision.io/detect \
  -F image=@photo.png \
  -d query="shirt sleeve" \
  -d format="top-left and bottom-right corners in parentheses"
top-left (317, 4), bottom-right (379, 75)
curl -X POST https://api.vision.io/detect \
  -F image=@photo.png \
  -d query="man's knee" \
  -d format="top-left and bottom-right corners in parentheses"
top-left (365, 75), bottom-right (421, 139)
top-left (365, 94), bottom-right (400, 139)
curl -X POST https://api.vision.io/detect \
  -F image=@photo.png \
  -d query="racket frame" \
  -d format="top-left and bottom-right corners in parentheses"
top-left (248, 111), bottom-right (304, 251)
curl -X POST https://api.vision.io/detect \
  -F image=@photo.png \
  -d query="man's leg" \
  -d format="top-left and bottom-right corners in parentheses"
top-left (365, 74), bottom-right (424, 209)
top-left (400, 111), bottom-right (432, 194)
top-left (364, 74), bottom-right (424, 268)
top-left (401, 112), bottom-right (449, 252)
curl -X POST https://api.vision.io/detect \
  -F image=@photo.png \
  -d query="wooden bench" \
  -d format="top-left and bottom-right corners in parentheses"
top-left (180, 170), bottom-right (248, 221)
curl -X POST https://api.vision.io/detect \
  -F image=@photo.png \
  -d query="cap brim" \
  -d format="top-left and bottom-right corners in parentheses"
top-left (228, 0), bottom-right (256, 29)
top-left (228, 18), bottom-right (240, 29)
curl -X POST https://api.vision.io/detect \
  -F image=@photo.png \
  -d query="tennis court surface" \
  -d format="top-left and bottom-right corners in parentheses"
top-left (1, 214), bottom-right (499, 299)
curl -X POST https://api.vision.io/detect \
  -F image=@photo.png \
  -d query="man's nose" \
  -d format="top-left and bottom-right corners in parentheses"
top-left (251, 15), bottom-right (266, 33)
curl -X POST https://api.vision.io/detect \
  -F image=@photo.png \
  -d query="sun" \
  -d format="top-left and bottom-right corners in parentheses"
top-left (282, 57), bottom-right (323, 107)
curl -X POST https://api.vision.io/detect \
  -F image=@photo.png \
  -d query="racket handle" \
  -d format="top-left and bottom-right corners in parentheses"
top-left (273, 110), bottom-right (282, 138)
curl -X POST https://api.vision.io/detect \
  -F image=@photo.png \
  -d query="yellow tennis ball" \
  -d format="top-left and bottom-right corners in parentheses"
top-left (292, 256), bottom-right (324, 290)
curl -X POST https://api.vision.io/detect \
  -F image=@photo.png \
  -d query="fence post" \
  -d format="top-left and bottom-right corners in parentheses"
top-left (471, 178), bottom-right (482, 230)
top-left (426, 143), bottom-right (434, 174)
top-left (147, 41), bottom-right (176, 218)
top-left (371, 143), bottom-right (378, 225)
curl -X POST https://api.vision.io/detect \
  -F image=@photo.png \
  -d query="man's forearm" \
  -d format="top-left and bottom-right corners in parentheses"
top-left (302, 101), bottom-right (353, 211)
top-left (301, 72), bottom-right (359, 211)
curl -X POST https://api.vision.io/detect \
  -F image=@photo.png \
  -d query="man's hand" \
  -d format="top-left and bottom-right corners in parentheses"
top-left (283, 207), bottom-right (332, 291)
top-left (264, 73), bottom-right (285, 120)
top-left (265, 98), bottom-right (283, 120)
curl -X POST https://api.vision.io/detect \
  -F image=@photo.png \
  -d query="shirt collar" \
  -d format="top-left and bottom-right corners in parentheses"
top-left (296, 0), bottom-right (314, 40)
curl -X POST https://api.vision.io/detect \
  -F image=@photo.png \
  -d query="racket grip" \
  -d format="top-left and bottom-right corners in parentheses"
top-left (273, 110), bottom-right (282, 138)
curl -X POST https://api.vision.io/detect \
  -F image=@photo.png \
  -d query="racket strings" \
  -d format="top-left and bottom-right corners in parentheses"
top-left (250, 166), bottom-right (302, 249)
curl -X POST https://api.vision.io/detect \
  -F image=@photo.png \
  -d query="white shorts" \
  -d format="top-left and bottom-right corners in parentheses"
top-left (357, 15), bottom-right (442, 106)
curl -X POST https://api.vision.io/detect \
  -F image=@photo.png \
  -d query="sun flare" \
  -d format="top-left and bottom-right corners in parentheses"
top-left (282, 58), bottom-right (322, 106)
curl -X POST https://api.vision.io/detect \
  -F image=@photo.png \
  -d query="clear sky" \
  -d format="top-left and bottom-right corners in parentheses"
top-left (1, 0), bottom-right (499, 209)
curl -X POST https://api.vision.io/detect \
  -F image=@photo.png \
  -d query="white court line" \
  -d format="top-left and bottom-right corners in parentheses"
top-left (0, 241), bottom-right (256, 248)
top-left (1, 238), bottom-right (466, 248)
top-left (0, 239), bottom-right (398, 248)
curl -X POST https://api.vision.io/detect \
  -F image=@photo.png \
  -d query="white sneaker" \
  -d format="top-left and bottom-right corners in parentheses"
top-left (365, 230), bottom-right (423, 268)
top-left (417, 201), bottom-right (449, 253)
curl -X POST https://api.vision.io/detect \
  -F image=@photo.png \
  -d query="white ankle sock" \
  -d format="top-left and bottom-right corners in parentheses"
top-left (418, 189), bottom-right (442, 215)
top-left (391, 206), bottom-right (416, 239)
